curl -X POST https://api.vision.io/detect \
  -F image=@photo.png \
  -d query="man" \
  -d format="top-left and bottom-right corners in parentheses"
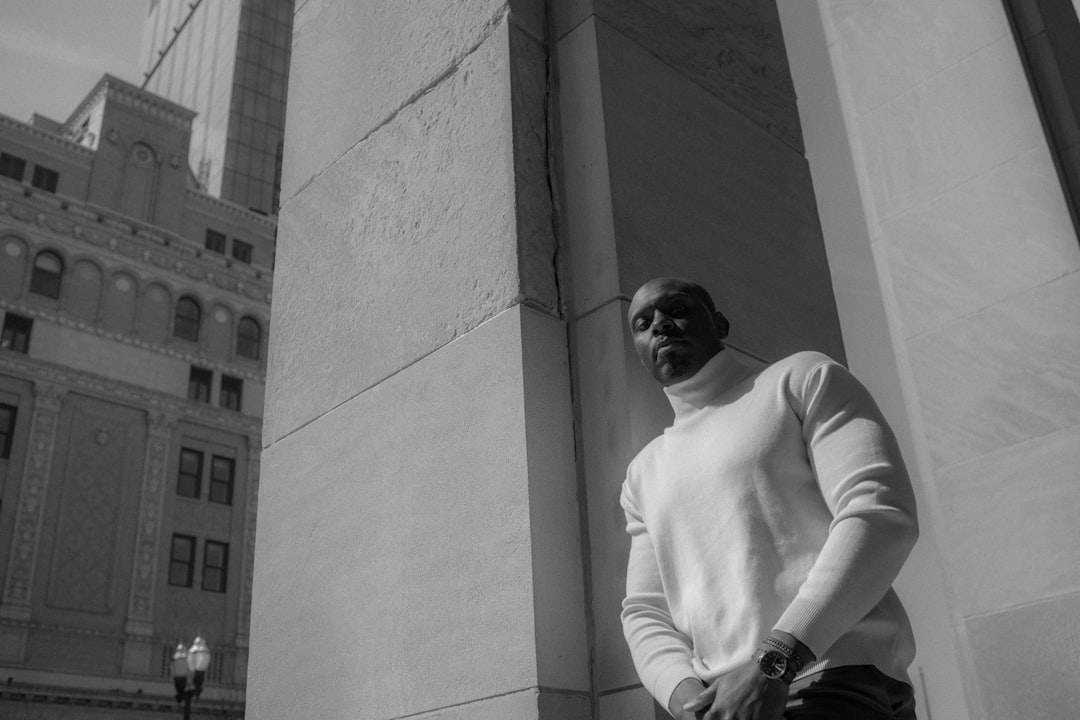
top-left (620, 277), bottom-right (919, 720)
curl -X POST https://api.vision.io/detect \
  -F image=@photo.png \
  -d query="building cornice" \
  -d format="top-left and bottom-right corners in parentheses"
top-left (0, 112), bottom-right (94, 156)
top-left (0, 297), bottom-right (266, 385)
top-left (0, 350), bottom-right (262, 437)
top-left (0, 183), bottom-right (273, 308)
top-left (64, 74), bottom-right (196, 135)
top-left (186, 187), bottom-right (278, 229)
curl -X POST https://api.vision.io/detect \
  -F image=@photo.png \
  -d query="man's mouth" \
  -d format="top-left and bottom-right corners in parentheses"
top-left (654, 337), bottom-right (685, 358)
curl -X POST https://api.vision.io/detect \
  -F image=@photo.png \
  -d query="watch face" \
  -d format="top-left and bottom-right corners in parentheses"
top-left (758, 650), bottom-right (788, 680)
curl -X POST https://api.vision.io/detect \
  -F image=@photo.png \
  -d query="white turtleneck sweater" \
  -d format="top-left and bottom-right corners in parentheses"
top-left (621, 350), bottom-right (918, 709)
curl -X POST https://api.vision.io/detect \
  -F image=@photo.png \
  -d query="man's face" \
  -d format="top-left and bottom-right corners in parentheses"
top-left (627, 278), bottom-right (727, 386)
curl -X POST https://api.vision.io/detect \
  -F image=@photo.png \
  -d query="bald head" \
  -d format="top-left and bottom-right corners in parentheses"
top-left (627, 277), bottom-right (729, 385)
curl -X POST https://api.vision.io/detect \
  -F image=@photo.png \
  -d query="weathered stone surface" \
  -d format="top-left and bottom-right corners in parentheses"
top-left (791, 7), bottom-right (1080, 719)
top-left (965, 592), bottom-right (1080, 720)
top-left (907, 272), bottom-right (1080, 471)
top-left (508, 0), bottom-right (547, 42)
top-left (598, 686), bottom-right (658, 720)
top-left (595, 0), bottom-right (802, 151)
top-left (511, 25), bottom-right (561, 315)
top-left (283, 0), bottom-right (511, 201)
top-left (857, 34), bottom-right (1045, 222)
top-left (936, 425), bottom-right (1080, 616)
top-left (554, 1), bottom-right (803, 150)
top-left (551, 0), bottom-right (596, 40)
top-left (519, 309), bottom-right (589, 692)
top-left (573, 301), bottom-right (670, 693)
top-left (554, 17), bottom-right (622, 313)
top-left (268, 25), bottom-right (521, 443)
top-left (252, 308), bottom-right (538, 720)
top-left (595, 20), bottom-right (841, 361)
top-left (829, 0), bottom-right (1009, 116)
top-left (881, 146), bottom-right (1079, 341)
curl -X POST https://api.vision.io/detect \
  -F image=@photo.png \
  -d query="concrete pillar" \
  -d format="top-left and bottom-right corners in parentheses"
top-left (778, 2), bottom-right (1080, 719)
top-left (249, 3), bottom-right (589, 718)
top-left (255, 2), bottom-right (862, 719)
top-left (552, 3), bottom-right (844, 717)
top-left (233, 441), bottom-right (260, 657)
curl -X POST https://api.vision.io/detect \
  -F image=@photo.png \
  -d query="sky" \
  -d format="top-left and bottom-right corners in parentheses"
top-left (0, 0), bottom-right (149, 124)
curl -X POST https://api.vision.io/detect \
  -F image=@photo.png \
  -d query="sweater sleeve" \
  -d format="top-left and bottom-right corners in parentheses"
top-left (775, 357), bottom-right (919, 657)
top-left (620, 480), bottom-right (698, 710)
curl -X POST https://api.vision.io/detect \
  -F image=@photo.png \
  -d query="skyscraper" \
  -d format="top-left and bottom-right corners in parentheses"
top-left (141, 0), bottom-right (294, 215)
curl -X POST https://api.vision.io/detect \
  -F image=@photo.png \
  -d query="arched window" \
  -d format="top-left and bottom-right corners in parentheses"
top-left (174, 296), bottom-right (201, 342)
top-left (236, 316), bottom-right (261, 359)
top-left (29, 250), bottom-right (63, 298)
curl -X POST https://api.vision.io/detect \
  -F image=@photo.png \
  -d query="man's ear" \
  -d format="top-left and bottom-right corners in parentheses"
top-left (714, 311), bottom-right (730, 339)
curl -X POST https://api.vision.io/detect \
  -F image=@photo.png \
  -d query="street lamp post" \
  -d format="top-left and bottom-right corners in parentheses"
top-left (172, 636), bottom-right (212, 720)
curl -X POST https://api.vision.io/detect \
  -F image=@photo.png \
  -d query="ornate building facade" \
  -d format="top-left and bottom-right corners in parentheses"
top-left (0, 75), bottom-right (272, 718)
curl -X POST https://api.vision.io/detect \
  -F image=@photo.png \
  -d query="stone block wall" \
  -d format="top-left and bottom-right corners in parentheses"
top-left (255, 2), bottom-right (844, 719)
top-left (779, 2), bottom-right (1080, 718)
top-left (251, 3), bottom-right (588, 718)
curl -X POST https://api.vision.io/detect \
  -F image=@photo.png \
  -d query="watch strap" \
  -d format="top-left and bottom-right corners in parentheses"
top-left (755, 632), bottom-right (812, 684)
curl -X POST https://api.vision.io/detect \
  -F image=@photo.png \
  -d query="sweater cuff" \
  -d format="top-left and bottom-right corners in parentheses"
top-left (775, 597), bottom-right (833, 660)
top-left (653, 663), bottom-right (700, 714)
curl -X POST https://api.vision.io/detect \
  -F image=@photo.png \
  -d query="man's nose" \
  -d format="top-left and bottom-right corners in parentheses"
top-left (653, 312), bottom-right (676, 333)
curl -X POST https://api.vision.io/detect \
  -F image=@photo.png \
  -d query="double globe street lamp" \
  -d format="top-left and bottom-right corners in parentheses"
top-left (172, 636), bottom-right (211, 719)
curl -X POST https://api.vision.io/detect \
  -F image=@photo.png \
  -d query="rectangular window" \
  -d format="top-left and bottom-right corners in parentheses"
top-left (202, 540), bottom-right (229, 592)
top-left (209, 455), bottom-right (235, 505)
top-left (31, 165), bottom-right (59, 193)
top-left (220, 374), bottom-right (242, 412)
top-left (169, 534), bottom-right (196, 587)
top-left (205, 229), bottom-right (227, 254)
top-left (0, 153), bottom-right (26, 182)
top-left (1, 314), bottom-right (32, 354)
top-left (0, 403), bottom-right (17, 459)
top-left (188, 366), bottom-right (212, 403)
top-left (177, 448), bottom-right (203, 498)
top-left (231, 239), bottom-right (253, 264)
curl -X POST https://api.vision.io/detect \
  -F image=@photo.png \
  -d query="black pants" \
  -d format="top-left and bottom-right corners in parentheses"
top-left (785, 666), bottom-right (917, 720)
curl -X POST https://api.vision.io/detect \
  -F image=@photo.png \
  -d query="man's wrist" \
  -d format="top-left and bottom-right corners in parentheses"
top-left (752, 631), bottom-right (816, 684)
top-left (769, 630), bottom-right (816, 669)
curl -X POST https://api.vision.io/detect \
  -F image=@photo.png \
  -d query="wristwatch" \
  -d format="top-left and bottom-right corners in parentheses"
top-left (752, 634), bottom-right (810, 684)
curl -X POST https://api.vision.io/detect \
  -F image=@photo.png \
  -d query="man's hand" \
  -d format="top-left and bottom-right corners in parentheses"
top-left (668, 677), bottom-right (708, 720)
top-left (680, 662), bottom-right (788, 720)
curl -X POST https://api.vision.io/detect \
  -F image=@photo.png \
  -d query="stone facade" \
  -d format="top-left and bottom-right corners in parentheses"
top-left (252, 2), bottom-right (1080, 720)
top-left (0, 75), bottom-right (270, 717)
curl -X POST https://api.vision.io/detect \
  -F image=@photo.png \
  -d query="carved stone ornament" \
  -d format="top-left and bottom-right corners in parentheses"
top-left (126, 413), bottom-right (174, 626)
top-left (0, 341), bottom-right (260, 436)
top-left (1, 383), bottom-right (65, 608)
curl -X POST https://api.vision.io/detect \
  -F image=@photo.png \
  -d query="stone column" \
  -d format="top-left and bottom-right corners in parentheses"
top-left (552, 3), bottom-right (844, 718)
top-left (232, 439), bottom-right (260, 680)
top-left (253, 2), bottom-right (846, 719)
top-left (249, 4), bottom-right (588, 719)
top-left (121, 410), bottom-right (176, 674)
top-left (0, 382), bottom-right (65, 661)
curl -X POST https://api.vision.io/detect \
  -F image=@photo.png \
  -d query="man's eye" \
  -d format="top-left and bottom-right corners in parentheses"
top-left (671, 305), bottom-right (687, 314)
top-left (635, 319), bottom-right (650, 331)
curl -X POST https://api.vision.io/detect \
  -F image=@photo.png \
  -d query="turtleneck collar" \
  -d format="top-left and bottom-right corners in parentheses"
top-left (663, 348), bottom-right (752, 421)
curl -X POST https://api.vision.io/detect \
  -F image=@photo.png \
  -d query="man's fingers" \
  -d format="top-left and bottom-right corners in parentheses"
top-left (682, 687), bottom-right (716, 711)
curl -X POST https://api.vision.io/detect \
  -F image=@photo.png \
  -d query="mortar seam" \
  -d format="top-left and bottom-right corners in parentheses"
top-left (282, 6), bottom-right (511, 206)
